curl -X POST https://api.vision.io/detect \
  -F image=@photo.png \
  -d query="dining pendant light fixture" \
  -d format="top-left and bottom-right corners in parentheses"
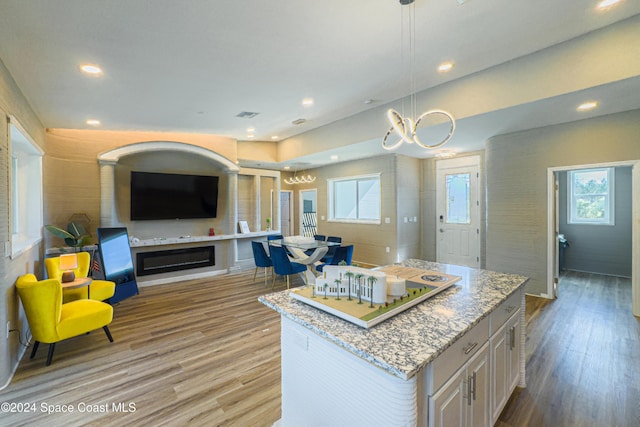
top-left (382, 0), bottom-right (456, 151)
top-left (284, 171), bottom-right (316, 185)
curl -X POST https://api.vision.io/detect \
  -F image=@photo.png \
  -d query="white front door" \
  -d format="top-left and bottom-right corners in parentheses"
top-left (436, 156), bottom-right (480, 268)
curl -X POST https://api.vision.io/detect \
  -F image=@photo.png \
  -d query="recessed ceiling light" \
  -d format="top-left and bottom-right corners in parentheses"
top-left (246, 134), bottom-right (255, 138)
top-left (577, 101), bottom-right (598, 111)
top-left (271, 135), bottom-right (279, 140)
top-left (330, 155), bottom-right (339, 161)
top-left (597, 0), bottom-right (622, 10)
top-left (302, 98), bottom-right (314, 107)
top-left (80, 64), bottom-right (103, 75)
top-left (284, 166), bottom-right (291, 170)
top-left (437, 62), bottom-right (454, 73)
top-left (246, 127), bottom-right (255, 132)
top-left (86, 119), bottom-right (101, 126)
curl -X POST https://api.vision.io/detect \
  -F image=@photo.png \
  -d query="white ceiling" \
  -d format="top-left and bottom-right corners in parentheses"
top-left (0, 0), bottom-right (639, 169)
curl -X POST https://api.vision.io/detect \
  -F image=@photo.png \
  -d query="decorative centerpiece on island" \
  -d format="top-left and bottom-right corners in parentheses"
top-left (289, 264), bottom-right (462, 328)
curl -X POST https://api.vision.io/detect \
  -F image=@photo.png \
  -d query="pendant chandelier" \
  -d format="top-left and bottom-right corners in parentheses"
top-left (284, 171), bottom-right (316, 185)
top-left (382, 0), bottom-right (456, 151)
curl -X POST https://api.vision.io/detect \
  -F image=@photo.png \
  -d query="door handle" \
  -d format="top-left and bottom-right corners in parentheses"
top-left (471, 371), bottom-right (477, 401)
top-left (510, 326), bottom-right (516, 350)
top-left (440, 228), bottom-right (444, 233)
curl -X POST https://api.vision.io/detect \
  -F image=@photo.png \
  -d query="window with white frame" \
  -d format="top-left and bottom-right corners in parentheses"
top-left (10, 119), bottom-right (44, 257)
top-left (568, 167), bottom-right (614, 225)
top-left (328, 174), bottom-right (381, 223)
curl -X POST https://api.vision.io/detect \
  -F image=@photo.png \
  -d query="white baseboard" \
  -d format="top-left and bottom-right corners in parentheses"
top-left (0, 331), bottom-right (31, 391)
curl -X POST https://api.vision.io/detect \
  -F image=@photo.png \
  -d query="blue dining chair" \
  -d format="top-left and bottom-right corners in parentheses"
top-left (316, 245), bottom-right (354, 272)
top-left (267, 234), bottom-right (283, 241)
top-left (251, 241), bottom-right (273, 286)
top-left (322, 236), bottom-right (343, 263)
top-left (270, 245), bottom-right (307, 289)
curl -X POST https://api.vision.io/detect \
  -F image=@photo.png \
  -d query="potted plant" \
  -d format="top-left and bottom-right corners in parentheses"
top-left (45, 221), bottom-right (91, 251)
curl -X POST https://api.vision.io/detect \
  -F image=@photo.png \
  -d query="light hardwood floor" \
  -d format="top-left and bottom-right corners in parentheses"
top-left (497, 271), bottom-right (640, 427)
top-left (2, 270), bottom-right (639, 426)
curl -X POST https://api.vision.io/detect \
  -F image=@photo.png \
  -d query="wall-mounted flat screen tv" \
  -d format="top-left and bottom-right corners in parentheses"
top-left (130, 171), bottom-right (219, 220)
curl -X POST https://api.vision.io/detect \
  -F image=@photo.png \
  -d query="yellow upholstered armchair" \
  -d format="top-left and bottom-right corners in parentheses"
top-left (45, 252), bottom-right (115, 303)
top-left (16, 274), bottom-right (114, 366)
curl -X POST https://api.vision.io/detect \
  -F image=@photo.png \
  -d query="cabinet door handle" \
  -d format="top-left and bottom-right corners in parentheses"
top-left (467, 376), bottom-right (472, 406)
top-left (510, 326), bottom-right (516, 351)
top-left (471, 371), bottom-right (477, 401)
top-left (463, 342), bottom-right (478, 355)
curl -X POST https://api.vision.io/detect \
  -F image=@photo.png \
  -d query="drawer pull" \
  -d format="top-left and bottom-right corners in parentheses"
top-left (505, 305), bottom-right (516, 314)
top-left (463, 342), bottom-right (478, 355)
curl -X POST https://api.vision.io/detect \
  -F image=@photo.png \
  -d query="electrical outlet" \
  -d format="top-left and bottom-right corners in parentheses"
top-left (385, 246), bottom-right (390, 253)
top-left (6, 321), bottom-right (10, 339)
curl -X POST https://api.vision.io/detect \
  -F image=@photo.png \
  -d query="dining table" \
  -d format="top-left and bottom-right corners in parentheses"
top-left (267, 236), bottom-right (341, 284)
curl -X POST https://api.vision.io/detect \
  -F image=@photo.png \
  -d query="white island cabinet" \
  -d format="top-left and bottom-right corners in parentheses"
top-left (259, 260), bottom-right (527, 427)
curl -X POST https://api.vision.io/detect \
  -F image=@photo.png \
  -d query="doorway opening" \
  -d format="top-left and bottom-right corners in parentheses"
top-left (300, 189), bottom-right (317, 237)
top-left (547, 160), bottom-right (639, 316)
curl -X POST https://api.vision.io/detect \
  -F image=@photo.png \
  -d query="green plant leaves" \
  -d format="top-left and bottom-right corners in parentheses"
top-left (45, 221), bottom-right (90, 247)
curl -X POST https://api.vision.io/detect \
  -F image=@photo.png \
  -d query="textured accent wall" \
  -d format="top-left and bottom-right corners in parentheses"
top-left (486, 109), bottom-right (640, 295)
top-left (395, 156), bottom-right (421, 263)
top-left (43, 129), bottom-right (236, 249)
top-left (0, 58), bottom-right (46, 390)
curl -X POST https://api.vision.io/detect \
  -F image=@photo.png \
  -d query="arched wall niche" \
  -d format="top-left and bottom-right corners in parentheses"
top-left (97, 141), bottom-right (239, 229)
top-left (98, 140), bottom-right (239, 172)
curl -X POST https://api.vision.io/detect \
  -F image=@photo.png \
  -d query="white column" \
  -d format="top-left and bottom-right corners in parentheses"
top-left (228, 172), bottom-right (239, 270)
top-left (254, 175), bottom-right (261, 231)
top-left (275, 172), bottom-right (281, 232)
top-left (99, 160), bottom-right (118, 227)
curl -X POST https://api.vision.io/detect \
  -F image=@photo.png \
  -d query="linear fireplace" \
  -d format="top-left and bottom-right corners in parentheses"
top-left (136, 246), bottom-right (215, 276)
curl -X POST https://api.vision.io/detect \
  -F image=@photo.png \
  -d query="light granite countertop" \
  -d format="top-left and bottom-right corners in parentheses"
top-left (259, 259), bottom-right (528, 380)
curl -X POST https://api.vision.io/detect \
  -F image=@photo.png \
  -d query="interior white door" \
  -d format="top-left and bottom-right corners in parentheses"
top-left (436, 156), bottom-right (480, 268)
top-left (280, 191), bottom-right (292, 236)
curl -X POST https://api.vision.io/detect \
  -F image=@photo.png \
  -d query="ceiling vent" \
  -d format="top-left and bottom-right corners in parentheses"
top-left (291, 118), bottom-right (307, 125)
top-left (236, 111), bottom-right (259, 118)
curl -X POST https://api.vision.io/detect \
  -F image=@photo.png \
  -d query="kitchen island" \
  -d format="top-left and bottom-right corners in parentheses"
top-left (259, 259), bottom-right (528, 427)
